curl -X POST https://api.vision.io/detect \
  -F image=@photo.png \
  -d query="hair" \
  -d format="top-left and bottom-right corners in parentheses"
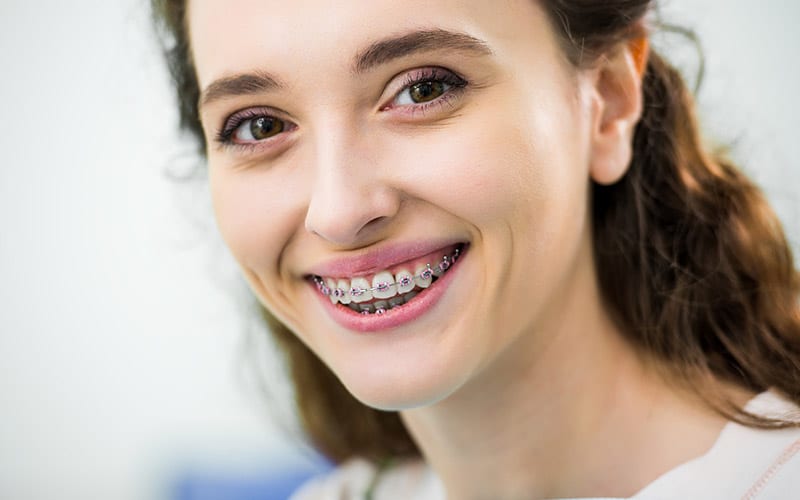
top-left (152, 0), bottom-right (800, 464)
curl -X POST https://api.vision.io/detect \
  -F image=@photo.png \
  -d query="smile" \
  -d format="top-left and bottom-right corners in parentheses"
top-left (310, 243), bottom-right (465, 316)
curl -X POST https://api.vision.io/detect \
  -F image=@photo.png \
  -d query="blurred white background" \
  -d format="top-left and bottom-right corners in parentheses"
top-left (0, 1), bottom-right (798, 499)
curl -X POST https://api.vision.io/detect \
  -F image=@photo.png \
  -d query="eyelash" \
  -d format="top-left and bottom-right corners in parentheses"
top-left (384, 67), bottom-right (469, 115)
top-left (214, 107), bottom-right (290, 150)
top-left (214, 67), bottom-right (470, 150)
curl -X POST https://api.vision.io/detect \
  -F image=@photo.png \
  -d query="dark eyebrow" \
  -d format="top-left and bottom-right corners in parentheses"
top-left (199, 70), bottom-right (284, 109)
top-left (353, 29), bottom-right (493, 74)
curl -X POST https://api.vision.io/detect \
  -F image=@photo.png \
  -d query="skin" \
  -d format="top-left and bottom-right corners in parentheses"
top-left (189, 0), bottom-right (736, 497)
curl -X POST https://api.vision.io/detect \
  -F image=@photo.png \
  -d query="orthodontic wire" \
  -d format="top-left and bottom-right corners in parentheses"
top-left (313, 246), bottom-right (461, 297)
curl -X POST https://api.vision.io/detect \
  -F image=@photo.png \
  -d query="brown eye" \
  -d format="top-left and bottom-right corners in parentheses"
top-left (408, 81), bottom-right (447, 103)
top-left (230, 115), bottom-right (286, 143)
top-left (248, 116), bottom-right (284, 140)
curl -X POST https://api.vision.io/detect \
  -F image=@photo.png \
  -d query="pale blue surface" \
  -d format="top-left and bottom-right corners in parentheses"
top-left (172, 462), bottom-right (332, 500)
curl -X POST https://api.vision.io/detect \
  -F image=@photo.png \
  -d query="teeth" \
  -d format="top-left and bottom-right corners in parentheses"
top-left (349, 277), bottom-right (373, 303)
top-left (394, 269), bottom-right (415, 294)
top-left (371, 271), bottom-right (397, 299)
top-left (414, 263), bottom-right (433, 289)
top-left (337, 279), bottom-right (351, 304)
top-left (326, 278), bottom-right (338, 304)
top-left (340, 289), bottom-right (423, 314)
top-left (432, 256), bottom-right (450, 277)
top-left (315, 245), bottom-right (465, 313)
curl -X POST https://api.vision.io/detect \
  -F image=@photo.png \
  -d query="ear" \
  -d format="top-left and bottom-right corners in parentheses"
top-left (588, 37), bottom-right (649, 186)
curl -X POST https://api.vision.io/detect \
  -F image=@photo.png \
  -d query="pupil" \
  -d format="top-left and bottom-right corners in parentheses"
top-left (250, 117), bottom-right (283, 140)
top-left (410, 81), bottom-right (445, 103)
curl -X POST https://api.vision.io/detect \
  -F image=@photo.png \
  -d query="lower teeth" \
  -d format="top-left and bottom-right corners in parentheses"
top-left (388, 296), bottom-right (404, 308)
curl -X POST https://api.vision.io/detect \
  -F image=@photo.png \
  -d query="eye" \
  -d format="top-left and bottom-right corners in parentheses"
top-left (395, 80), bottom-right (451, 105)
top-left (233, 116), bottom-right (285, 143)
top-left (215, 108), bottom-right (294, 150)
top-left (386, 67), bottom-right (469, 112)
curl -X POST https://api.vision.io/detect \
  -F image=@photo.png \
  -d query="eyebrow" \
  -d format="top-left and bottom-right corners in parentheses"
top-left (352, 28), bottom-right (493, 74)
top-left (198, 29), bottom-right (492, 110)
top-left (199, 70), bottom-right (284, 109)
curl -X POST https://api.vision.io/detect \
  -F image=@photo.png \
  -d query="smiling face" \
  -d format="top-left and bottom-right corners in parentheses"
top-left (189, 0), bottom-right (620, 410)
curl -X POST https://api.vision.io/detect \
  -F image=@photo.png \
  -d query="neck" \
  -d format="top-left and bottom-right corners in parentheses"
top-left (400, 246), bottom-right (729, 499)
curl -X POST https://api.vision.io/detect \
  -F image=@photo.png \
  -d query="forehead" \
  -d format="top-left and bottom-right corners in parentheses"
top-left (188, 0), bottom-right (551, 87)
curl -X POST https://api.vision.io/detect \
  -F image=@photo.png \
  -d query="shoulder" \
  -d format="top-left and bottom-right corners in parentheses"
top-left (735, 391), bottom-right (800, 499)
top-left (289, 457), bottom-right (443, 500)
top-left (636, 390), bottom-right (800, 500)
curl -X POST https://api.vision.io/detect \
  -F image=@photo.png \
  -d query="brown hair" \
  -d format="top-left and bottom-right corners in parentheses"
top-left (152, 0), bottom-right (800, 464)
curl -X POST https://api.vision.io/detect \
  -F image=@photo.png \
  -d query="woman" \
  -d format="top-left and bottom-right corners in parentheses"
top-left (152, 0), bottom-right (800, 498)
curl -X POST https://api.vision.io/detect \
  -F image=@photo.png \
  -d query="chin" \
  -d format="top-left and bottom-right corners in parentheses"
top-left (335, 358), bottom-right (468, 412)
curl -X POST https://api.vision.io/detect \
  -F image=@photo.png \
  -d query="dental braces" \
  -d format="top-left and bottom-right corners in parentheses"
top-left (312, 246), bottom-right (462, 310)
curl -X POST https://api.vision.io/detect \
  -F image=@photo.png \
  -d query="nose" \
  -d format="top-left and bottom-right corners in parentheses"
top-left (304, 132), bottom-right (401, 247)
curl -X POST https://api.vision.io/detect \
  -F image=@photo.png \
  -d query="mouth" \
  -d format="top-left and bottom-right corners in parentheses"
top-left (307, 242), bottom-right (467, 330)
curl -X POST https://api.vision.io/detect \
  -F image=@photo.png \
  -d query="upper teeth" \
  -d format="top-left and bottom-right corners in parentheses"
top-left (313, 247), bottom-right (461, 306)
top-left (372, 271), bottom-right (396, 299)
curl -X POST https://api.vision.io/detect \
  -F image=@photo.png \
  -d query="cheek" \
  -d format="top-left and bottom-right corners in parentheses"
top-left (385, 98), bottom-right (589, 235)
top-left (209, 167), bottom-right (303, 278)
top-left (393, 83), bottom-right (592, 321)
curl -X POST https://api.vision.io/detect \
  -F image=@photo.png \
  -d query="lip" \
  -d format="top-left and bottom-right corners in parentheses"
top-left (306, 239), bottom-right (465, 278)
top-left (310, 244), bottom-right (468, 333)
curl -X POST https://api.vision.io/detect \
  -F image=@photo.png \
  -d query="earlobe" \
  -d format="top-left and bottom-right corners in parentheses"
top-left (589, 37), bottom-right (649, 186)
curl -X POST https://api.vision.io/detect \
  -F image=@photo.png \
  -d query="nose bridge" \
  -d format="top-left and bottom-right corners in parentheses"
top-left (304, 118), bottom-right (399, 246)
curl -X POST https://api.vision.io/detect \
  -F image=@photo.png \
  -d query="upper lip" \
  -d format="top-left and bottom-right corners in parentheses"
top-left (306, 240), bottom-right (463, 278)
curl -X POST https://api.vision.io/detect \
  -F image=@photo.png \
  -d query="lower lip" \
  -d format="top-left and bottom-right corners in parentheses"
top-left (312, 248), bottom-right (467, 333)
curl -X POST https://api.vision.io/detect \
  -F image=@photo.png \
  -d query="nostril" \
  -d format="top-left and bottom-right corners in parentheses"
top-left (363, 215), bottom-right (391, 230)
top-left (304, 179), bottom-right (401, 245)
top-left (305, 209), bottom-right (395, 245)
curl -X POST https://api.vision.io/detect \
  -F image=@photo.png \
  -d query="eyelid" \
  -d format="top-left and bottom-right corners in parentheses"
top-left (214, 106), bottom-right (295, 148)
top-left (381, 67), bottom-right (468, 108)
top-left (379, 66), bottom-right (471, 122)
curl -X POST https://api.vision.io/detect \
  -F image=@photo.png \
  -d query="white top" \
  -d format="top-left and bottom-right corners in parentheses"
top-left (290, 391), bottom-right (800, 499)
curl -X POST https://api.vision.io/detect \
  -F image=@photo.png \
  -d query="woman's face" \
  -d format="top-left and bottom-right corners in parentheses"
top-left (190, 0), bottom-right (606, 410)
